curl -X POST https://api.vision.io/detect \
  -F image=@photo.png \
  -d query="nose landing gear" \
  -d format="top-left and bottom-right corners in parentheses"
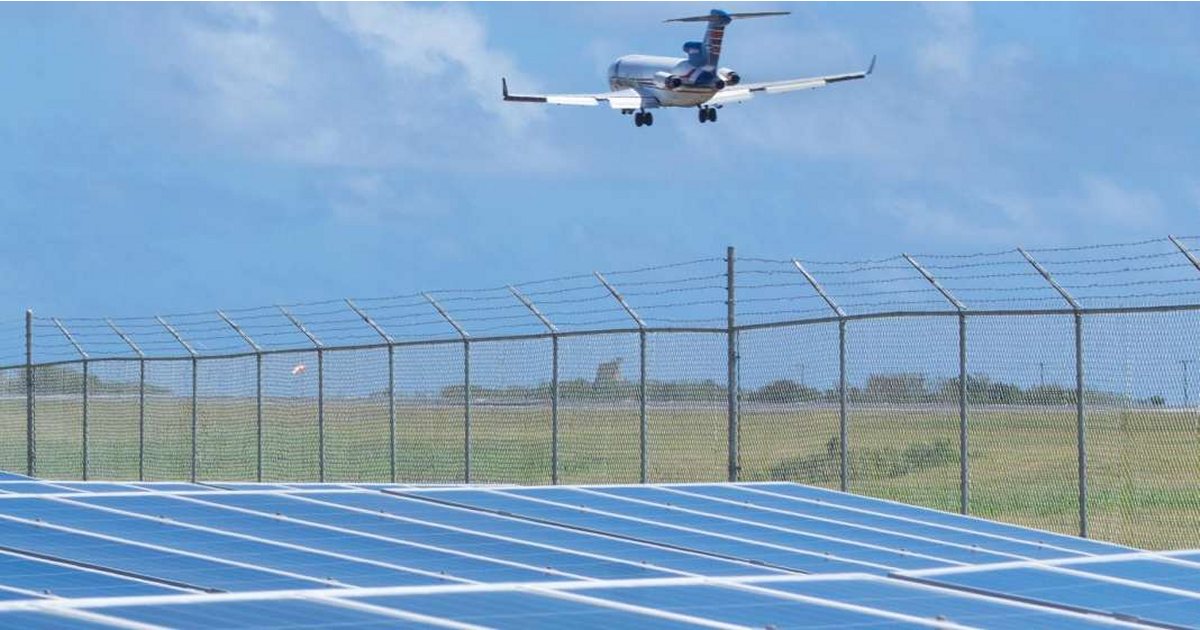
top-left (698, 106), bottom-right (718, 124)
top-left (634, 110), bottom-right (654, 127)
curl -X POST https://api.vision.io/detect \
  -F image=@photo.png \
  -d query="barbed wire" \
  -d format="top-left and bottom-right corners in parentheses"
top-left (4, 235), bottom-right (1199, 365)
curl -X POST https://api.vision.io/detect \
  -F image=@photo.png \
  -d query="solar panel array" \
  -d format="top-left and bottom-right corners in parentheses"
top-left (0, 471), bottom-right (1196, 629)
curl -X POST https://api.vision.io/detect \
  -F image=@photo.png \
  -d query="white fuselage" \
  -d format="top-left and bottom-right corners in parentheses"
top-left (607, 55), bottom-right (719, 107)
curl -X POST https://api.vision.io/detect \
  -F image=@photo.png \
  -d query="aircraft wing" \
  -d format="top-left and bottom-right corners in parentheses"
top-left (502, 78), bottom-right (657, 110)
top-left (707, 56), bottom-right (875, 106)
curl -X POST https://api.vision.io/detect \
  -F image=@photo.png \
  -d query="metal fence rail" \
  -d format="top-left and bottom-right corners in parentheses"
top-left (2, 235), bottom-right (1199, 549)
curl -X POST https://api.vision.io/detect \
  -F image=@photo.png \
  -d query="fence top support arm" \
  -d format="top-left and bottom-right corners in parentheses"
top-left (278, 306), bottom-right (324, 349)
top-left (508, 285), bottom-right (558, 334)
top-left (903, 253), bottom-right (968, 312)
top-left (422, 293), bottom-right (469, 340)
top-left (594, 272), bottom-right (645, 329)
top-left (1169, 235), bottom-right (1200, 274)
top-left (1018, 248), bottom-right (1081, 311)
top-left (51, 318), bottom-right (89, 360)
top-left (155, 315), bottom-right (197, 357)
top-left (345, 299), bottom-right (395, 344)
top-left (106, 319), bottom-right (144, 358)
top-left (217, 310), bottom-right (263, 353)
top-left (791, 259), bottom-right (846, 319)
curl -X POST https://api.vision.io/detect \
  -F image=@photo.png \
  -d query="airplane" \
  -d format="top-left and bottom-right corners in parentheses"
top-left (501, 9), bottom-right (874, 127)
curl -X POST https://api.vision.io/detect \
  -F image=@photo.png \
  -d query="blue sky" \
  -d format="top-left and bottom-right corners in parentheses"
top-left (1, 1), bottom-right (1198, 328)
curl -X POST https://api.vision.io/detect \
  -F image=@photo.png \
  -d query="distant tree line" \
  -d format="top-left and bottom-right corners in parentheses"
top-left (0, 365), bottom-right (168, 396)
top-left (4, 364), bottom-right (1165, 407)
top-left (444, 372), bottom-right (1164, 407)
top-left (746, 373), bottom-right (1157, 407)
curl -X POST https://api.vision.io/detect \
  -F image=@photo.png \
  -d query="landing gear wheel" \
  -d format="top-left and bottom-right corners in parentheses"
top-left (644, 112), bottom-right (653, 126)
top-left (634, 112), bottom-right (644, 127)
top-left (707, 108), bottom-right (717, 123)
top-left (698, 108), bottom-right (708, 123)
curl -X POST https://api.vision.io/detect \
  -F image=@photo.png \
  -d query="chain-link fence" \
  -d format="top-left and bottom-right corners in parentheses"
top-left (2, 236), bottom-right (1199, 549)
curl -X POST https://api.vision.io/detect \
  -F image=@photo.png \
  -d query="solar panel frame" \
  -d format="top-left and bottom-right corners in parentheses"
top-left (0, 477), bottom-right (1193, 629)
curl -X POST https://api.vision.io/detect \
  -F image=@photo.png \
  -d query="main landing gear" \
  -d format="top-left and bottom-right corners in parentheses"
top-left (633, 110), bottom-right (654, 127)
top-left (698, 106), bottom-right (718, 124)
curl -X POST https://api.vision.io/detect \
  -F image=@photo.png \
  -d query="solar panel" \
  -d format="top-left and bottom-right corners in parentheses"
top-left (899, 553), bottom-right (1200, 628)
top-left (0, 477), bottom-right (1193, 629)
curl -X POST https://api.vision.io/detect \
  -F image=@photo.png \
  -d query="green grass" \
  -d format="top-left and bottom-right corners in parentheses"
top-left (2, 398), bottom-right (1197, 549)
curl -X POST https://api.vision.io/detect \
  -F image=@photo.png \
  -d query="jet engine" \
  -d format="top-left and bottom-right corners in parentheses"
top-left (655, 72), bottom-right (684, 89)
top-left (718, 68), bottom-right (741, 86)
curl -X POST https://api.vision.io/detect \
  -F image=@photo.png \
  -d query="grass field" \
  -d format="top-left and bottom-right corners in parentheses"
top-left (1, 397), bottom-right (1197, 550)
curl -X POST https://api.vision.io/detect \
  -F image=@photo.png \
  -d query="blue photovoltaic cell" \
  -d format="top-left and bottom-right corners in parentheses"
top-left (747, 483), bottom-right (1130, 556)
top-left (0, 611), bottom-right (116, 629)
top-left (912, 565), bottom-right (1200, 627)
top-left (85, 492), bottom-right (643, 580)
top-left (208, 483), bottom-right (297, 491)
top-left (0, 497), bottom-right (450, 589)
top-left (46, 483), bottom-right (144, 494)
top-left (132, 483), bottom-right (212, 492)
top-left (94, 599), bottom-right (427, 629)
top-left (675, 484), bottom-right (1085, 561)
top-left (585, 486), bottom-right (1015, 566)
top-left (0, 473), bottom-right (32, 481)
top-left (0, 482), bottom-right (82, 495)
top-left (496, 487), bottom-right (953, 571)
top-left (1063, 557), bottom-right (1200, 593)
top-left (0, 589), bottom-right (32, 601)
top-left (0, 553), bottom-right (174, 598)
top-left (138, 492), bottom-right (672, 581)
top-left (363, 591), bottom-right (703, 629)
top-left (760, 575), bottom-right (1132, 629)
top-left (75, 494), bottom-right (553, 585)
top-left (0, 517), bottom-right (317, 592)
top-left (579, 583), bottom-right (929, 629)
top-left (401, 488), bottom-right (875, 574)
top-left (313, 491), bottom-right (776, 577)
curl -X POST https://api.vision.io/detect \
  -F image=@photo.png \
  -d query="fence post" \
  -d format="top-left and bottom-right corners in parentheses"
top-left (791, 260), bottom-right (848, 491)
top-left (279, 307), bottom-right (325, 482)
top-left (107, 320), bottom-right (145, 481)
top-left (903, 254), bottom-right (970, 514)
top-left (218, 311), bottom-right (264, 482)
top-left (51, 318), bottom-right (89, 480)
top-left (345, 299), bottom-right (397, 482)
top-left (839, 320), bottom-right (848, 490)
top-left (1171, 237), bottom-right (1200, 415)
top-left (726, 247), bottom-right (739, 482)
top-left (595, 272), bottom-right (648, 483)
top-left (424, 293), bottom-right (471, 483)
top-left (551, 335), bottom-right (559, 484)
top-left (1019, 248), bottom-right (1087, 538)
top-left (508, 286), bottom-right (560, 484)
top-left (156, 316), bottom-right (197, 483)
top-left (388, 345), bottom-right (395, 482)
top-left (1169, 235), bottom-right (1200, 273)
top-left (256, 353), bottom-right (263, 481)
top-left (25, 310), bottom-right (34, 477)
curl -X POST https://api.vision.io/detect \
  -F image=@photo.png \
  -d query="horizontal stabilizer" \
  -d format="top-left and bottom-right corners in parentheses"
top-left (665, 10), bottom-right (789, 23)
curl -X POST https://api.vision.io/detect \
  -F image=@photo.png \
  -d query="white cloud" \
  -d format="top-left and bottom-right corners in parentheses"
top-left (916, 3), bottom-right (975, 83)
top-left (883, 197), bottom-right (1036, 245)
top-left (316, 2), bottom-right (535, 133)
top-left (156, 3), bottom-right (566, 175)
top-left (324, 173), bottom-right (451, 225)
top-left (883, 175), bottom-right (1165, 246)
top-left (1069, 176), bottom-right (1164, 229)
top-left (177, 5), bottom-right (295, 132)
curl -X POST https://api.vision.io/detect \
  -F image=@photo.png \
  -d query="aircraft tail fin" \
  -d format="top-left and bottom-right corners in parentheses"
top-left (665, 9), bottom-right (789, 67)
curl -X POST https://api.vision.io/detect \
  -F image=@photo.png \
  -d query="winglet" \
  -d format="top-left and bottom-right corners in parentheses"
top-left (502, 77), bottom-right (509, 99)
top-left (866, 55), bottom-right (876, 76)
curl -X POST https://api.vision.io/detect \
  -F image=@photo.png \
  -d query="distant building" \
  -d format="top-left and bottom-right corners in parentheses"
top-left (595, 358), bottom-right (624, 385)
